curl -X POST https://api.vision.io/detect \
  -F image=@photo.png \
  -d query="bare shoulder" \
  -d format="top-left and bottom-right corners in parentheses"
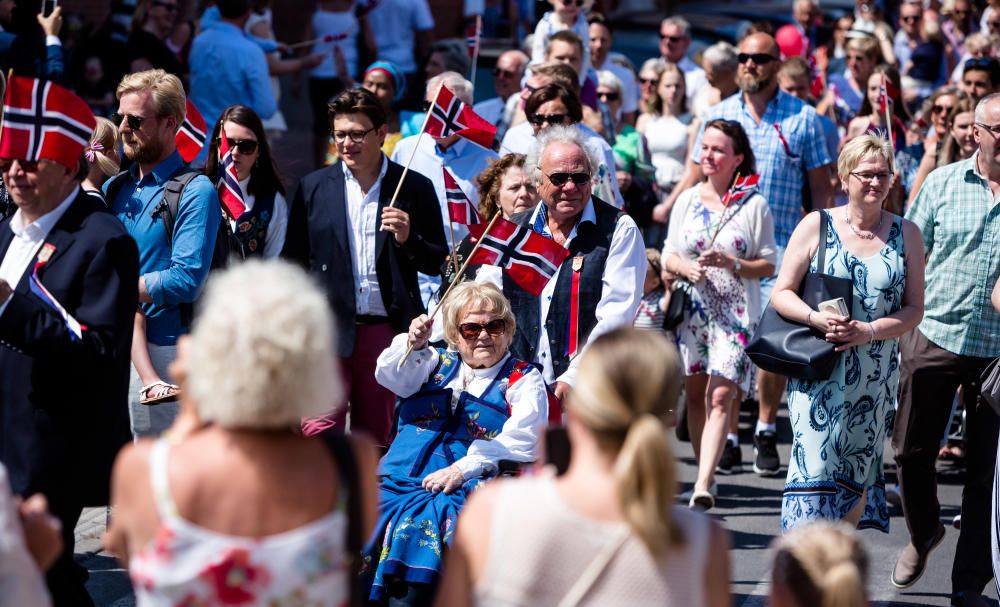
top-left (111, 439), bottom-right (155, 486)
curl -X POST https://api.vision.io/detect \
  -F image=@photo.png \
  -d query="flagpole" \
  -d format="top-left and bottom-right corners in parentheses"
top-left (708, 172), bottom-right (740, 247)
top-left (397, 211), bottom-right (503, 369)
top-left (386, 95), bottom-right (436, 209)
top-left (447, 221), bottom-right (461, 276)
top-left (469, 15), bottom-right (481, 95)
top-left (882, 73), bottom-right (895, 157)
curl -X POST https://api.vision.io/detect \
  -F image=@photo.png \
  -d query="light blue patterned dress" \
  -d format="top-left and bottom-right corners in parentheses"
top-left (782, 210), bottom-right (906, 533)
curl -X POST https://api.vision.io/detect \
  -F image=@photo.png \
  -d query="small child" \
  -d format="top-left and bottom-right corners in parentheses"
top-left (530, 0), bottom-right (592, 73)
top-left (634, 248), bottom-right (667, 331)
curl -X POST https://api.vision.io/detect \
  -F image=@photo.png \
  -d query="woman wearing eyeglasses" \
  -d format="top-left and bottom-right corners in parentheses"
top-left (771, 135), bottom-right (924, 533)
top-left (366, 282), bottom-right (549, 605)
top-left (204, 105), bottom-right (288, 260)
top-left (662, 119), bottom-right (776, 509)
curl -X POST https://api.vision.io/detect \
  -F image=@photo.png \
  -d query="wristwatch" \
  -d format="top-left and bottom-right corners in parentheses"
top-left (733, 258), bottom-right (742, 275)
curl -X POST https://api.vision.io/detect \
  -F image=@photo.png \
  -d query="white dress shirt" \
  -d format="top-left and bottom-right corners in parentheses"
top-left (375, 334), bottom-right (549, 479)
top-left (678, 55), bottom-right (709, 105)
top-left (343, 156), bottom-right (389, 317)
top-left (0, 186), bottom-right (78, 317)
top-left (228, 176), bottom-right (288, 258)
top-left (476, 198), bottom-right (645, 386)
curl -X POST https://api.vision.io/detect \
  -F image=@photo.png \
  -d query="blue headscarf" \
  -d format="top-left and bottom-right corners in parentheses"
top-left (364, 60), bottom-right (407, 103)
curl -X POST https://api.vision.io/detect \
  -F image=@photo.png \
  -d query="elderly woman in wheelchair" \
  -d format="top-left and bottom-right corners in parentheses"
top-left (365, 282), bottom-right (550, 604)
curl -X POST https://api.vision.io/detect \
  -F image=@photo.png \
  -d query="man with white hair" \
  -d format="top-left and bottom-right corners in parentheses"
top-left (391, 71), bottom-right (499, 303)
top-left (659, 16), bottom-right (708, 104)
top-left (691, 41), bottom-right (739, 118)
top-left (480, 126), bottom-right (645, 401)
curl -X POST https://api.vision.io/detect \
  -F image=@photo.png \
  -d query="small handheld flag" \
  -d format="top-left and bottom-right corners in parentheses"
top-left (425, 85), bottom-right (496, 150)
top-left (29, 244), bottom-right (86, 341)
top-left (721, 173), bottom-right (761, 207)
top-left (467, 218), bottom-right (570, 296)
top-left (176, 99), bottom-right (207, 164)
top-left (444, 167), bottom-right (481, 225)
top-left (217, 136), bottom-right (246, 220)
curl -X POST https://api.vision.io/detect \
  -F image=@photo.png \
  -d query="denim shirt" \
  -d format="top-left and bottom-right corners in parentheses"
top-left (105, 151), bottom-right (221, 346)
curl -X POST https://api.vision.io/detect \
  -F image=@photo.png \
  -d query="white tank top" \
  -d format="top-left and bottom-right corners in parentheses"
top-left (645, 113), bottom-right (693, 190)
top-left (129, 439), bottom-right (350, 607)
top-left (310, 9), bottom-right (359, 79)
top-left (474, 476), bottom-right (711, 607)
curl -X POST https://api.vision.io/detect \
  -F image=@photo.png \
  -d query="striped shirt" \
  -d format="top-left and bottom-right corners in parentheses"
top-left (906, 152), bottom-right (1000, 357)
top-left (693, 90), bottom-right (832, 247)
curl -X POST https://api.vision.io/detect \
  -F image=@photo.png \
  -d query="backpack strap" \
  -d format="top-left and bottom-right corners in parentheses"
top-left (151, 167), bottom-right (202, 247)
top-left (319, 431), bottom-right (363, 607)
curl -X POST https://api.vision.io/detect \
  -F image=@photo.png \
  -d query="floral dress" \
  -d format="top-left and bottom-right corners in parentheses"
top-left (664, 187), bottom-right (777, 391)
top-left (782, 210), bottom-right (906, 533)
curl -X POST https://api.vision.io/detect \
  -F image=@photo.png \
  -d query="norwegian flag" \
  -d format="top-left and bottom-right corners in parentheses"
top-left (175, 99), bottom-right (207, 164)
top-left (29, 244), bottom-right (86, 341)
top-left (444, 167), bottom-right (481, 225)
top-left (467, 218), bottom-right (570, 296)
top-left (218, 136), bottom-right (246, 220)
top-left (808, 55), bottom-right (825, 99)
top-left (878, 74), bottom-right (901, 115)
top-left (465, 17), bottom-right (481, 59)
top-left (721, 174), bottom-right (761, 206)
top-left (425, 85), bottom-right (496, 150)
top-left (829, 84), bottom-right (854, 124)
top-left (0, 75), bottom-right (95, 170)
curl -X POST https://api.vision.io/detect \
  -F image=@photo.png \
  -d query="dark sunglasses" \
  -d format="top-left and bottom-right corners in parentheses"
top-left (900, 15), bottom-right (920, 22)
top-left (597, 91), bottom-right (620, 102)
top-left (152, 0), bottom-right (178, 11)
top-left (493, 67), bottom-right (518, 78)
top-left (528, 113), bottom-right (569, 126)
top-left (111, 112), bottom-right (148, 130)
top-left (545, 171), bottom-right (590, 187)
top-left (0, 158), bottom-right (39, 172)
top-left (220, 138), bottom-right (259, 155)
top-left (738, 52), bottom-right (778, 65)
top-left (966, 57), bottom-right (996, 68)
top-left (660, 34), bottom-right (685, 43)
top-left (458, 319), bottom-right (506, 340)
top-left (561, 0), bottom-right (584, 6)
top-left (639, 77), bottom-right (658, 86)
top-left (931, 104), bottom-right (953, 114)
top-left (990, 20), bottom-right (1000, 28)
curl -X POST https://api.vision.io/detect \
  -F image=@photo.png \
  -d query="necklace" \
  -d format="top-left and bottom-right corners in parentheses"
top-left (844, 208), bottom-right (883, 240)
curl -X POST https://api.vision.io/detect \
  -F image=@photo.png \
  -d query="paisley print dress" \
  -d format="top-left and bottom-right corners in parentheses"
top-left (782, 210), bottom-right (907, 533)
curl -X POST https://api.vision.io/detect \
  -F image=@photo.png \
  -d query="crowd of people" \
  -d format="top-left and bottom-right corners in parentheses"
top-left (1, 0), bottom-right (1000, 606)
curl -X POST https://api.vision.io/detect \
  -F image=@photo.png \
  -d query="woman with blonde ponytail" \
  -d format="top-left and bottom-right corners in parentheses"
top-left (81, 116), bottom-right (121, 204)
top-left (435, 327), bottom-right (731, 607)
top-left (770, 522), bottom-right (869, 607)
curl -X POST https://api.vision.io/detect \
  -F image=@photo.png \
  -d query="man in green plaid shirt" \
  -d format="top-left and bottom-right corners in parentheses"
top-left (891, 93), bottom-right (1000, 605)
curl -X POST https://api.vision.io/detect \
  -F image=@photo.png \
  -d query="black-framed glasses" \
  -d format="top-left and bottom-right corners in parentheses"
top-left (597, 91), bottom-right (620, 102)
top-left (737, 52), bottom-right (778, 65)
top-left (850, 171), bottom-right (892, 183)
top-left (152, 0), bottom-right (178, 11)
top-left (976, 121), bottom-right (1000, 136)
top-left (332, 127), bottom-right (376, 143)
top-left (544, 171), bottom-right (590, 187)
top-left (0, 158), bottom-right (39, 173)
top-left (528, 113), bottom-right (569, 126)
top-left (220, 138), bottom-right (259, 155)
top-left (111, 112), bottom-right (149, 130)
top-left (458, 319), bottom-right (506, 340)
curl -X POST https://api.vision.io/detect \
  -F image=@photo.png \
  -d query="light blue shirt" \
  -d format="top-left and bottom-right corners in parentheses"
top-left (105, 151), bottom-right (222, 346)
top-left (694, 90), bottom-right (832, 247)
top-left (189, 21), bottom-right (276, 163)
top-left (199, 6), bottom-right (279, 54)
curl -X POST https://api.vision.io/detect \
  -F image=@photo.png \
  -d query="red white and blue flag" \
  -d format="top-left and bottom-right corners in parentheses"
top-left (465, 17), bottom-right (481, 59)
top-left (808, 55), bottom-right (825, 99)
top-left (444, 167), bottom-right (481, 225)
top-left (878, 74), bottom-right (901, 115)
top-left (217, 136), bottom-right (246, 220)
top-left (0, 75), bottom-right (95, 171)
top-left (425, 85), bottom-right (496, 150)
top-left (467, 218), bottom-right (570, 296)
top-left (176, 99), bottom-right (207, 164)
top-left (721, 173), bottom-right (761, 206)
top-left (29, 244), bottom-right (86, 341)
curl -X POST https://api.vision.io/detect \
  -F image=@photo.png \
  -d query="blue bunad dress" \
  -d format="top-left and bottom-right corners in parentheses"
top-left (364, 335), bottom-right (549, 601)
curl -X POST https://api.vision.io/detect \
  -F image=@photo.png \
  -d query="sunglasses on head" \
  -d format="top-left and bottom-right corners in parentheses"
top-left (458, 319), bottom-right (506, 340)
top-left (597, 91), bottom-right (620, 102)
top-left (738, 52), bottom-right (778, 65)
top-left (220, 138), bottom-right (259, 155)
top-left (111, 112), bottom-right (148, 130)
top-left (528, 113), bottom-right (569, 126)
top-left (545, 171), bottom-right (590, 186)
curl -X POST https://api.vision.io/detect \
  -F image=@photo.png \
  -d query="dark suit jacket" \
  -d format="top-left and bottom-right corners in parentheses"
top-left (0, 190), bottom-right (138, 507)
top-left (283, 159), bottom-right (447, 357)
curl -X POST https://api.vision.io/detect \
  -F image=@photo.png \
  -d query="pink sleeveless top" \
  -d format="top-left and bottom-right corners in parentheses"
top-left (129, 439), bottom-right (350, 607)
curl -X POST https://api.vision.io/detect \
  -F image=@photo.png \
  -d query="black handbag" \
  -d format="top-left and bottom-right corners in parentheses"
top-left (662, 280), bottom-right (691, 330)
top-left (745, 211), bottom-right (854, 381)
top-left (981, 357), bottom-right (1000, 416)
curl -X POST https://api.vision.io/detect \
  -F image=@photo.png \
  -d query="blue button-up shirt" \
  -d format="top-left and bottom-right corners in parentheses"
top-left (189, 21), bottom-right (276, 163)
top-left (105, 151), bottom-right (221, 346)
top-left (694, 90), bottom-right (832, 247)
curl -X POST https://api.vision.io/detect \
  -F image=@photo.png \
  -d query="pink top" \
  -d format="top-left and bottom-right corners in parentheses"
top-left (129, 439), bottom-right (350, 607)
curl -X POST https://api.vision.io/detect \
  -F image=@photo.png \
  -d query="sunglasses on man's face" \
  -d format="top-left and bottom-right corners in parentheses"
top-left (221, 138), bottom-right (259, 155)
top-left (111, 112), bottom-right (149, 130)
top-left (597, 91), bottom-right (620, 102)
top-left (932, 104), bottom-right (954, 114)
top-left (738, 52), bottom-right (778, 65)
top-left (458, 319), bottom-right (506, 340)
top-left (561, 0), bottom-right (584, 6)
top-left (545, 171), bottom-right (590, 187)
top-left (660, 34), bottom-right (685, 43)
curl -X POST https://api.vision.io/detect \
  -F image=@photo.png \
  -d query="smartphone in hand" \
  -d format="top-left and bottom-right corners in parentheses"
top-left (42, 0), bottom-right (58, 16)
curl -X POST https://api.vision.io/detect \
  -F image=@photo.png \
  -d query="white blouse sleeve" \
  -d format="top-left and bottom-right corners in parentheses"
top-left (663, 187), bottom-right (694, 257)
top-left (374, 333), bottom-right (442, 398)
top-left (745, 193), bottom-right (778, 265)
top-left (0, 465), bottom-right (52, 607)
top-left (453, 365), bottom-right (549, 480)
top-left (262, 191), bottom-right (288, 259)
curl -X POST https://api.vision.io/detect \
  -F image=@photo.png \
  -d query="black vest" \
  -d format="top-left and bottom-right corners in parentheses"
top-left (505, 198), bottom-right (624, 379)
top-left (229, 190), bottom-right (276, 259)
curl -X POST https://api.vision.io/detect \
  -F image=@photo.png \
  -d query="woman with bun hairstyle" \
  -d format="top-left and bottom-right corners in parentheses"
top-left (770, 521), bottom-right (869, 607)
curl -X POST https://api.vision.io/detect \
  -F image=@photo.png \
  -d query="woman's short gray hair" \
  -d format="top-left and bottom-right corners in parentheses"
top-left (837, 134), bottom-right (895, 181)
top-left (702, 41), bottom-right (738, 73)
top-left (526, 125), bottom-right (602, 186)
top-left (188, 260), bottom-right (340, 429)
top-left (597, 70), bottom-right (623, 95)
top-left (442, 282), bottom-right (516, 349)
top-left (427, 71), bottom-right (474, 106)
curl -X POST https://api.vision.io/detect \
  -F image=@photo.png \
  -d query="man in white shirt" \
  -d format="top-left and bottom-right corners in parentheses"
top-left (473, 49), bottom-right (529, 142)
top-left (588, 12), bottom-right (638, 125)
top-left (660, 16), bottom-right (708, 105)
top-left (391, 71), bottom-right (499, 304)
top-left (368, 0), bottom-right (435, 106)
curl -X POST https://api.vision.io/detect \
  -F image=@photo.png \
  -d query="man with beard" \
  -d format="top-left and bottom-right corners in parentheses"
top-left (105, 69), bottom-right (221, 438)
top-left (654, 32), bottom-right (833, 477)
